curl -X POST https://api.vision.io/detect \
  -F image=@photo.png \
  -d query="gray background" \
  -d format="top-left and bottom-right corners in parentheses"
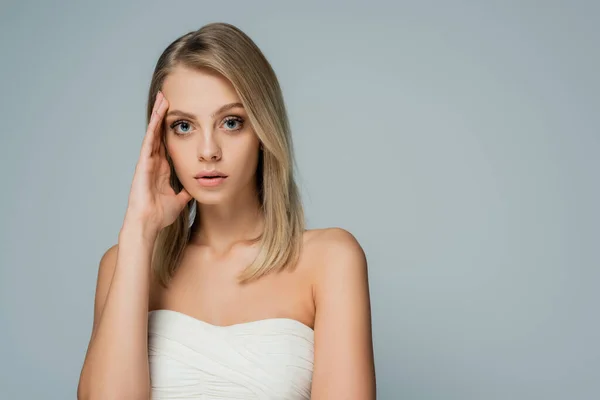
top-left (1, 1), bottom-right (598, 399)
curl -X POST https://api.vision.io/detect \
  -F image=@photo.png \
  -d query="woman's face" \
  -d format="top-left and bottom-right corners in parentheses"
top-left (161, 65), bottom-right (261, 205)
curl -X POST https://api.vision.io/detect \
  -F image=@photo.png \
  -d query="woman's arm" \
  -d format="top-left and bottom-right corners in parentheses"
top-left (78, 90), bottom-right (185, 399)
top-left (77, 222), bottom-right (156, 400)
top-left (310, 228), bottom-right (376, 399)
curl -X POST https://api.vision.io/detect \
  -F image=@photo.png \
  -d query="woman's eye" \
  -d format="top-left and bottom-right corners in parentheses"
top-left (222, 116), bottom-right (244, 131)
top-left (169, 116), bottom-right (244, 135)
top-left (170, 120), bottom-right (192, 135)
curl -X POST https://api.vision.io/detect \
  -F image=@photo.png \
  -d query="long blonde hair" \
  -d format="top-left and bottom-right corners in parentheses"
top-left (147, 22), bottom-right (305, 285)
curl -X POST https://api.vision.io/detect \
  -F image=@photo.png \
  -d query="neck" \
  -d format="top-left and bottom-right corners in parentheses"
top-left (189, 184), bottom-right (264, 255)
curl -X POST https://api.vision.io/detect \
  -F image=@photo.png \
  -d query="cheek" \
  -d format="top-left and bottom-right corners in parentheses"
top-left (240, 141), bottom-right (260, 168)
top-left (165, 143), bottom-right (178, 165)
top-left (229, 132), bottom-right (258, 156)
top-left (165, 142), bottom-right (191, 172)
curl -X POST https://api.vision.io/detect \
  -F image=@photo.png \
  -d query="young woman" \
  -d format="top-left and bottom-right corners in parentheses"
top-left (77, 22), bottom-right (375, 400)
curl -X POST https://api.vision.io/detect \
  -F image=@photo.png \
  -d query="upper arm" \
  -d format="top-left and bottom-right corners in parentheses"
top-left (89, 244), bottom-right (119, 342)
top-left (310, 228), bottom-right (376, 399)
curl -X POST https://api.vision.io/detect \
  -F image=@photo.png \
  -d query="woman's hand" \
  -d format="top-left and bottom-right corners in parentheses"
top-left (123, 91), bottom-right (193, 237)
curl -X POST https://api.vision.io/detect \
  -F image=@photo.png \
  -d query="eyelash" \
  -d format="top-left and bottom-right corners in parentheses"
top-left (169, 116), bottom-right (245, 136)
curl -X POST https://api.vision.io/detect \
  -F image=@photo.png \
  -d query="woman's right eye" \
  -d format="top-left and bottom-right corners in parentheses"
top-left (170, 120), bottom-right (193, 135)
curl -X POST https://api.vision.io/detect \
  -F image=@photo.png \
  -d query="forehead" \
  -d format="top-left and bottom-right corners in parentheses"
top-left (161, 65), bottom-right (240, 113)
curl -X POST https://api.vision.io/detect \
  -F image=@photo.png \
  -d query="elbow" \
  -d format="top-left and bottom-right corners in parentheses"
top-left (77, 370), bottom-right (149, 400)
top-left (78, 388), bottom-right (149, 400)
top-left (77, 365), bottom-right (90, 400)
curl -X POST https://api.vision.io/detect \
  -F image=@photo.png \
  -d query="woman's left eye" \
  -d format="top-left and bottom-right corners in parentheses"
top-left (222, 116), bottom-right (244, 131)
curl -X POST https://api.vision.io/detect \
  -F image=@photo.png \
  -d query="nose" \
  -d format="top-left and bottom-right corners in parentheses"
top-left (197, 131), bottom-right (222, 162)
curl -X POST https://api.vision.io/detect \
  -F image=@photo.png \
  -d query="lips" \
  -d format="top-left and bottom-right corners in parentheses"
top-left (194, 170), bottom-right (228, 179)
top-left (195, 173), bottom-right (227, 187)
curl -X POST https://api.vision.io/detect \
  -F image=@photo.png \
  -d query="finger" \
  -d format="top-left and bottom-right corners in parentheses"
top-left (157, 137), bottom-right (170, 171)
top-left (140, 92), bottom-right (163, 157)
top-left (159, 136), bottom-right (167, 161)
top-left (151, 90), bottom-right (162, 115)
top-left (141, 93), bottom-right (167, 158)
top-left (151, 96), bottom-right (169, 156)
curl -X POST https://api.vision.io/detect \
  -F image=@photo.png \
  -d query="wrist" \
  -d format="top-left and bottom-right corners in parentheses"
top-left (119, 218), bottom-right (159, 245)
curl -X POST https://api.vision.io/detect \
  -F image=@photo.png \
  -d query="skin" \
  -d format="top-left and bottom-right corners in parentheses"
top-left (91, 65), bottom-right (376, 398)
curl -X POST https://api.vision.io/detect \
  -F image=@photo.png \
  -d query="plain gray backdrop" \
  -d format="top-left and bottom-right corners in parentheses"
top-left (1, 1), bottom-right (598, 399)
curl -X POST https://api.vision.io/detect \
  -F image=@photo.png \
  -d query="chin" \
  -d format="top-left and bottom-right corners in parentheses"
top-left (193, 191), bottom-right (229, 205)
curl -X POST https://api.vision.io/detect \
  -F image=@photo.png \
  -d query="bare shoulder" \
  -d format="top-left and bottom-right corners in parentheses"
top-left (304, 226), bottom-right (364, 247)
top-left (304, 227), bottom-right (367, 271)
top-left (303, 227), bottom-right (369, 300)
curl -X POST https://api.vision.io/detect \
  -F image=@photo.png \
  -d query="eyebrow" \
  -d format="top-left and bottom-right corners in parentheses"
top-left (165, 102), bottom-right (244, 120)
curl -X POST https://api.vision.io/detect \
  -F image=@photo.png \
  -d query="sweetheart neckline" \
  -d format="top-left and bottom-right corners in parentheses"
top-left (148, 309), bottom-right (315, 334)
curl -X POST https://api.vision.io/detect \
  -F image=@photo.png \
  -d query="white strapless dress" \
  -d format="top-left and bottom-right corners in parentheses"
top-left (148, 309), bottom-right (314, 399)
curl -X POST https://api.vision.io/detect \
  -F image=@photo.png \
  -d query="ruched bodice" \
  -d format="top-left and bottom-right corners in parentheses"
top-left (148, 309), bottom-right (314, 399)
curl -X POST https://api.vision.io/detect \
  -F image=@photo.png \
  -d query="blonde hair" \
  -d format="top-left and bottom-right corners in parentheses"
top-left (147, 22), bottom-right (305, 285)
